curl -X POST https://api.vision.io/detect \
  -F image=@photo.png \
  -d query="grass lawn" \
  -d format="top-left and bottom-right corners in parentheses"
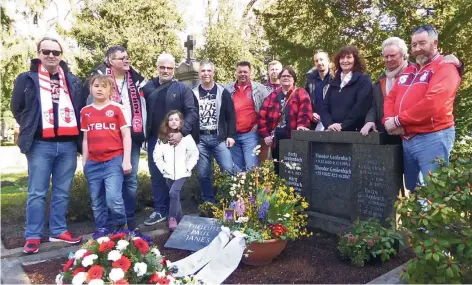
top-left (1, 172), bottom-right (28, 194)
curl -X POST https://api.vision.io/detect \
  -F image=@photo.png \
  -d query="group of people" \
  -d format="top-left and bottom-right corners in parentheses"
top-left (11, 24), bottom-right (462, 254)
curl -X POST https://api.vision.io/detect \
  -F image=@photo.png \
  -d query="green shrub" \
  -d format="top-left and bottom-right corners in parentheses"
top-left (1, 192), bottom-right (27, 224)
top-left (136, 172), bottom-right (152, 209)
top-left (396, 156), bottom-right (472, 283)
top-left (67, 172), bottom-right (93, 222)
top-left (338, 218), bottom-right (404, 266)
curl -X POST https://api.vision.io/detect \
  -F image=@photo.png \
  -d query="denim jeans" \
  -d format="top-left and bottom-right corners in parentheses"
top-left (25, 140), bottom-right (77, 239)
top-left (230, 131), bottom-right (259, 172)
top-left (122, 141), bottom-right (141, 226)
top-left (84, 155), bottom-right (126, 231)
top-left (147, 137), bottom-right (170, 215)
top-left (403, 127), bottom-right (455, 192)
top-left (167, 178), bottom-right (186, 222)
top-left (197, 134), bottom-right (234, 203)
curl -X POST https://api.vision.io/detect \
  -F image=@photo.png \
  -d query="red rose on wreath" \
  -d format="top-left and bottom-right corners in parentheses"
top-left (86, 265), bottom-right (104, 282)
top-left (63, 258), bottom-right (75, 272)
top-left (110, 233), bottom-right (127, 240)
top-left (98, 240), bottom-right (116, 253)
top-left (160, 257), bottom-right (167, 265)
top-left (72, 267), bottom-right (86, 277)
top-left (112, 256), bottom-right (132, 272)
top-left (133, 238), bottom-right (149, 254)
top-left (115, 279), bottom-right (129, 284)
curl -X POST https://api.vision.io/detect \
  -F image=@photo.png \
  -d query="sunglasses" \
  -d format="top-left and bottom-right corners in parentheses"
top-left (40, 49), bottom-right (62, 56)
top-left (413, 24), bottom-right (437, 34)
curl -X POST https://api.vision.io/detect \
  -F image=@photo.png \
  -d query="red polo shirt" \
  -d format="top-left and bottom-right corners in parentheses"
top-left (233, 82), bottom-right (257, 133)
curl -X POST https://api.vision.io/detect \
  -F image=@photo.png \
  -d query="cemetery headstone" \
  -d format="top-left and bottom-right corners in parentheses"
top-left (279, 131), bottom-right (403, 233)
top-left (165, 215), bottom-right (222, 252)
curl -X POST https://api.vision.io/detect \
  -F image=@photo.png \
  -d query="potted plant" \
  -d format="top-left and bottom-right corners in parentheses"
top-left (211, 159), bottom-right (311, 266)
top-left (56, 230), bottom-right (201, 285)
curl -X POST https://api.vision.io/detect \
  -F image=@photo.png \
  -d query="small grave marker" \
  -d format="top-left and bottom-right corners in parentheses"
top-left (164, 215), bottom-right (221, 251)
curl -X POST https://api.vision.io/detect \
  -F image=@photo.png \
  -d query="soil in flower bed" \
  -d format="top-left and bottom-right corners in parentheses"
top-left (23, 229), bottom-right (414, 284)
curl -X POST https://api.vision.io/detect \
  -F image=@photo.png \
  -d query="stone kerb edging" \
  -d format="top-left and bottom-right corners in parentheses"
top-left (367, 263), bottom-right (407, 284)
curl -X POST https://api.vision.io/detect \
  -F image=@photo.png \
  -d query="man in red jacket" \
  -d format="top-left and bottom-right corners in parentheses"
top-left (383, 25), bottom-right (461, 192)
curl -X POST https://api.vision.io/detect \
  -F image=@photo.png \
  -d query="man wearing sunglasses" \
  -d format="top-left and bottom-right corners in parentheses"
top-left (142, 52), bottom-right (198, 226)
top-left (383, 25), bottom-right (462, 193)
top-left (11, 37), bottom-right (85, 254)
top-left (83, 46), bottom-right (147, 232)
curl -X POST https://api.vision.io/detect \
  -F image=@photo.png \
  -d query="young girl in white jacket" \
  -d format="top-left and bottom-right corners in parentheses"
top-left (153, 110), bottom-right (199, 231)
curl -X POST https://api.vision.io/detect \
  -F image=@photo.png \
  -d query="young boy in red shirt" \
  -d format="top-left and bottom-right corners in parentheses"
top-left (80, 75), bottom-right (132, 235)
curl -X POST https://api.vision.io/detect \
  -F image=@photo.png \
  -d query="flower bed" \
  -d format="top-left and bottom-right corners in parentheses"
top-left (24, 230), bottom-right (415, 284)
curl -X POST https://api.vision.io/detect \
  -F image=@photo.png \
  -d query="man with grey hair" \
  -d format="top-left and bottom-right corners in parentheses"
top-left (142, 52), bottom-right (198, 226)
top-left (383, 25), bottom-right (462, 193)
top-left (83, 45), bottom-right (147, 232)
top-left (361, 37), bottom-right (409, 135)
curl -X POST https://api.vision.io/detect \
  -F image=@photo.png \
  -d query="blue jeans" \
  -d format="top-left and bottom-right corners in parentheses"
top-left (84, 155), bottom-right (126, 231)
top-left (403, 127), bottom-right (455, 192)
top-left (230, 131), bottom-right (259, 172)
top-left (168, 178), bottom-right (186, 222)
top-left (122, 141), bottom-right (141, 225)
top-left (148, 137), bottom-right (170, 215)
top-left (25, 140), bottom-right (77, 239)
top-left (197, 134), bottom-right (234, 203)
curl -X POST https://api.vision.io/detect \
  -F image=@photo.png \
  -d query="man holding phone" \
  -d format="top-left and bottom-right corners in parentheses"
top-left (192, 60), bottom-right (236, 204)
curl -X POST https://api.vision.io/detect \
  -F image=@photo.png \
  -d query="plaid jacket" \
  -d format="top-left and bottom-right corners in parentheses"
top-left (257, 87), bottom-right (313, 138)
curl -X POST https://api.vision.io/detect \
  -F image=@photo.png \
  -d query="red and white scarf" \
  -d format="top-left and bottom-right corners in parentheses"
top-left (38, 64), bottom-right (79, 138)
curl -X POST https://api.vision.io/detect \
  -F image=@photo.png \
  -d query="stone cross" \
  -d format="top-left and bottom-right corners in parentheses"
top-left (184, 35), bottom-right (196, 63)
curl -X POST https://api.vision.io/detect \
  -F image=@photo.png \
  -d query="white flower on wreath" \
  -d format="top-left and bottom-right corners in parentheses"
top-left (116, 240), bottom-right (129, 251)
top-left (134, 262), bottom-right (148, 277)
top-left (107, 250), bottom-right (122, 262)
top-left (81, 254), bottom-right (98, 267)
top-left (235, 217), bottom-right (249, 223)
top-left (151, 248), bottom-right (161, 257)
top-left (88, 279), bottom-right (104, 285)
top-left (229, 190), bottom-right (235, 197)
top-left (284, 213), bottom-right (290, 218)
top-left (74, 249), bottom-right (87, 260)
top-left (55, 273), bottom-right (63, 285)
top-left (96, 237), bottom-right (110, 244)
top-left (71, 272), bottom-right (86, 285)
top-left (166, 259), bottom-right (173, 267)
top-left (109, 268), bottom-right (125, 282)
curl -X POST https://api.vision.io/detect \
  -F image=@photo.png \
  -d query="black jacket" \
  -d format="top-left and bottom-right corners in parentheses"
top-left (83, 63), bottom-right (147, 143)
top-left (11, 59), bottom-right (85, 154)
top-left (192, 83), bottom-right (236, 141)
top-left (365, 73), bottom-right (386, 132)
top-left (319, 71), bottom-right (373, 131)
top-left (143, 78), bottom-right (199, 143)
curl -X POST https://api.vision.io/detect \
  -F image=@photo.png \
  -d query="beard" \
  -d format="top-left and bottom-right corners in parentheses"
top-left (415, 55), bottom-right (430, 65)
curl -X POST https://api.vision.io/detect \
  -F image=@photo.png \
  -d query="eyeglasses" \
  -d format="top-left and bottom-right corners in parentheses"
top-left (40, 49), bottom-right (62, 56)
top-left (413, 24), bottom-right (437, 34)
top-left (113, 56), bottom-right (130, 61)
top-left (159, 66), bottom-right (174, 71)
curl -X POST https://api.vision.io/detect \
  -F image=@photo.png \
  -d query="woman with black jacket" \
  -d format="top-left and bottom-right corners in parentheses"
top-left (319, 46), bottom-right (373, 132)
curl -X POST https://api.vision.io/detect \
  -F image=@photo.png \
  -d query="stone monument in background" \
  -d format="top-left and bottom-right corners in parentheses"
top-left (175, 35), bottom-right (200, 88)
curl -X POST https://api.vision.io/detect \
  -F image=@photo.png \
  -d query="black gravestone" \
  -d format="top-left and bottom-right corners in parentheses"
top-left (351, 144), bottom-right (403, 220)
top-left (164, 215), bottom-right (221, 251)
top-left (311, 143), bottom-right (353, 219)
top-left (279, 139), bottom-right (311, 202)
top-left (281, 131), bottom-right (403, 233)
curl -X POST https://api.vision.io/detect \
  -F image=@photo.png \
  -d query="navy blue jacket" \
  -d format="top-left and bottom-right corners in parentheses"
top-left (10, 59), bottom-right (85, 154)
top-left (319, 71), bottom-right (373, 131)
top-left (143, 78), bottom-right (199, 143)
